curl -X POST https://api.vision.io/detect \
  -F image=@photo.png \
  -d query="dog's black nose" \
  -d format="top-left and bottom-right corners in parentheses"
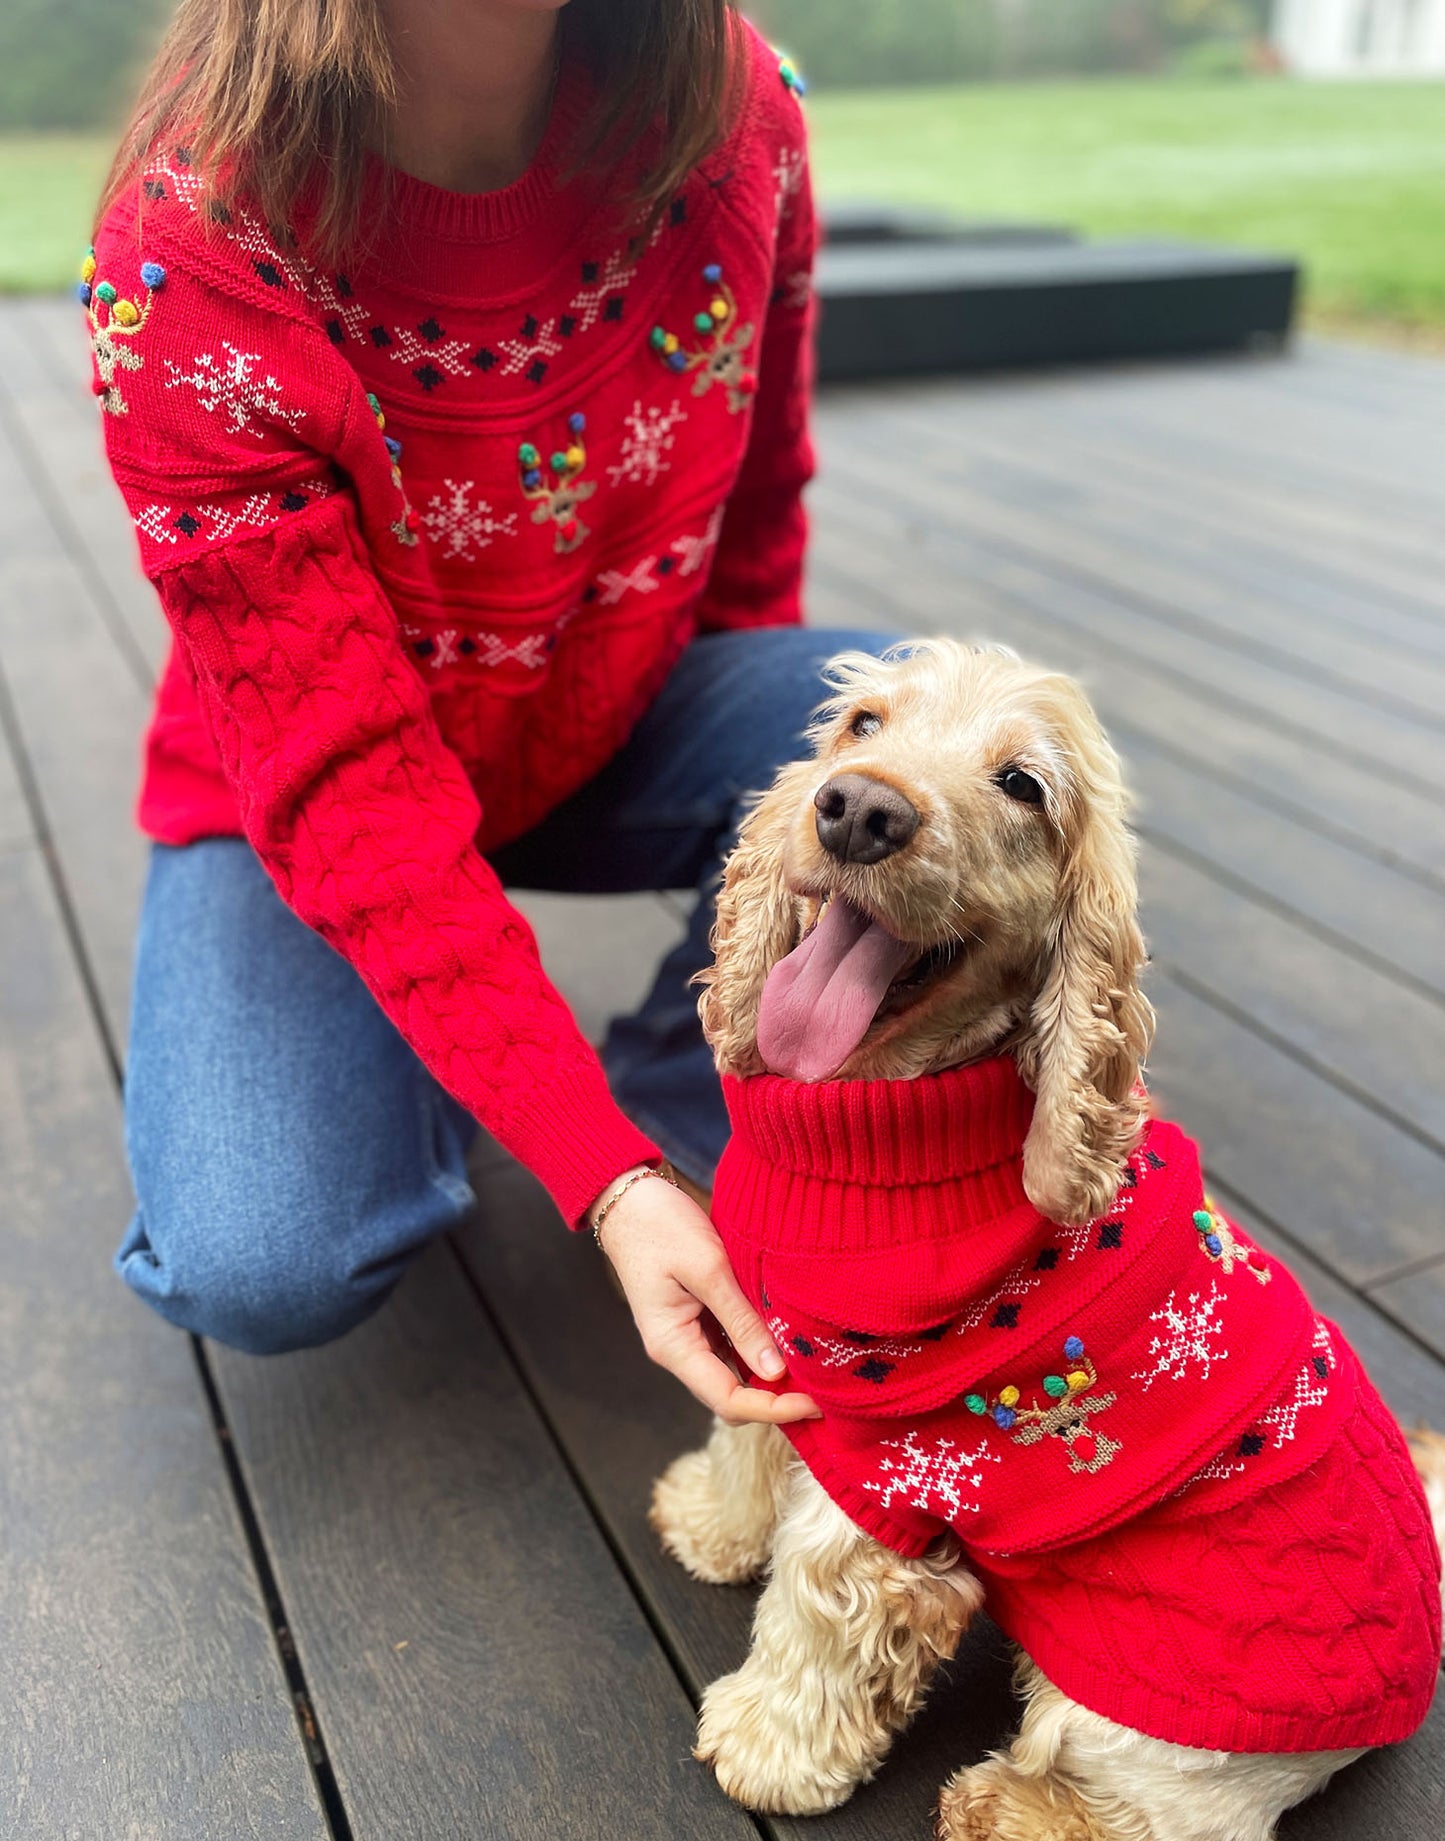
top-left (814, 774), bottom-right (919, 865)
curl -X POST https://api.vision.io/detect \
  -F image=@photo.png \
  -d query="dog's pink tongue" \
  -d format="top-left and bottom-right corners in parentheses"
top-left (757, 898), bottom-right (916, 1081)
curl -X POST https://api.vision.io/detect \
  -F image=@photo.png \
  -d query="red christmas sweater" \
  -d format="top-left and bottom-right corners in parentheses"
top-left (714, 1058), bottom-right (1442, 1754)
top-left (85, 23), bottom-right (816, 1227)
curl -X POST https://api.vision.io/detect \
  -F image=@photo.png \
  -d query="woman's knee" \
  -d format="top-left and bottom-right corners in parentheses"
top-left (115, 1197), bottom-right (394, 1354)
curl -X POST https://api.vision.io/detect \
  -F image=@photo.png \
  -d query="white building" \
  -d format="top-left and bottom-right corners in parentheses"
top-left (1273, 0), bottom-right (1445, 74)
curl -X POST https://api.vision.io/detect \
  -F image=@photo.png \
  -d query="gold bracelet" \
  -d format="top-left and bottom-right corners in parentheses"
top-left (590, 1161), bottom-right (680, 1246)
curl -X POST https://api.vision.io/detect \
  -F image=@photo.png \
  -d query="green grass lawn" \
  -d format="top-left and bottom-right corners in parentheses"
top-left (6, 79), bottom-right (1445, 335)
top-left (806, 77), bottom-right (1445, 337)
top-left (0, 135), bottom-right (111, 294)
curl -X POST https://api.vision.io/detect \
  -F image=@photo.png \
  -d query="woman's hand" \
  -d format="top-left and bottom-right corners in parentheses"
top-left (595, 1173), bottom-right (820, 1426)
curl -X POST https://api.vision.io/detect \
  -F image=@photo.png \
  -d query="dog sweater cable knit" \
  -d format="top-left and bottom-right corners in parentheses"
top-left (713, 1057), bottom-right (1442, 1754)
top-left (85, 23), bottom-right (813, 1226)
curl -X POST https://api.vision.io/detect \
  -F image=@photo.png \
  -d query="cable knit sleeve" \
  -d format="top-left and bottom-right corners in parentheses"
top-left (151, 495), bottom-right (661, 1225)
top-left (694, 62), bottom-right (819, 634)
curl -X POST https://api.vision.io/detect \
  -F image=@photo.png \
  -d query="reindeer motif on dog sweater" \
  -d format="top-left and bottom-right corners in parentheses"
top-left (713, 1057), bottom-right (1442, 1754)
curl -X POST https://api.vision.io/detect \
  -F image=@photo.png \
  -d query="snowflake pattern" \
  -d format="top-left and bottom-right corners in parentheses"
top-left (162, 343), bottom-right (305, 439)
top-left (1175, 1321), bottom-right (1334, 1495)
top-left (766, 1314), bottom-right (931, 1372)
top-left (384, 328), bottom-right (473, 380)
top-left (402, 607), bottom-right (578, 674)
top-left (133, 479), bottom-right (334, 547)
top-left (596, 559), bottom-right (660, 605)
top-left (418, 480), bottom-right (518, 561)
top-left (670, 505), bottom-right (725, 576)
top-left (607, 399), bottom-right (686, 487)
top-left (862, 1432), bottom-right (999, 1521)
top-left (1130, 1281), bottom-right (1228, 1392)
top-left (773, 146), bottom-right (805, 219)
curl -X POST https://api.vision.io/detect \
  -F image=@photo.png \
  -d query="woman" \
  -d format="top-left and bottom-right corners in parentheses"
top-left (89, 0), bottom-right (887, 1424)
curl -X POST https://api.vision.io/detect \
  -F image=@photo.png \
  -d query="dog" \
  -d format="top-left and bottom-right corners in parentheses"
top-left (650, 640), bottom-right (1445, 1841)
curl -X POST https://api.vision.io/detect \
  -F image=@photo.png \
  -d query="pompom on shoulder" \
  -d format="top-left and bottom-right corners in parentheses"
top-left (730, 15), bottom-right (811, 156)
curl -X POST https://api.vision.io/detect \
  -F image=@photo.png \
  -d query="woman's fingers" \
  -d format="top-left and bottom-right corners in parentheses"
top-left (687, 1249), bottom-right (788, 1382)
top-left (665, 1333), bottom-right (819, 1424)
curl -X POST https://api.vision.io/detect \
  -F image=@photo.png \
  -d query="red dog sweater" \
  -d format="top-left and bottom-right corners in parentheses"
top-left (713, 1058), bottom-right (1442, 1754)
top-left (86, 22), bottom-right (814, 1225)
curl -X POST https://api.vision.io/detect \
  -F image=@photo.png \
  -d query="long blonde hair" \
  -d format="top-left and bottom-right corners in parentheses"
top-left (100, 0), bottom-right (744, 260)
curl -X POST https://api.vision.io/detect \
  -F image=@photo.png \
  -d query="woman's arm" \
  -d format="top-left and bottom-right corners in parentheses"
top-left (693, 72), bottom-right (820, 634)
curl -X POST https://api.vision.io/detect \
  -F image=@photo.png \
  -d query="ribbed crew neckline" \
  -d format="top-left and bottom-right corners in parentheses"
top-left (721, 1055), bottom-right (1036, 1188)
top-left (363, 52), bottom-right (596, 246)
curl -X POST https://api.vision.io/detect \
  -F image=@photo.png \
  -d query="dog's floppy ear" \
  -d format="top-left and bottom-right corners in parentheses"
top-left (696, 761), bottom-right (814, 1077)
top-left (1014, 691), bottom-right (1153, 1227)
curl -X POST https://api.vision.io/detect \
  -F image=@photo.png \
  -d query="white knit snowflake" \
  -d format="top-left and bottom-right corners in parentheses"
top-left (765, 1314), bottom-right (927, 1371)
top-left (384, 327), bottom-right (472, 378)
top-left (607, 399), bottom-right (686, 487)
top-left (773, 146), bottom-right (805, 218)
top-left (418, 480), bottom-right (517, 561)
top-left (494, 319), bottom-right (567, 375)
top-left (1130, 1281), bottom-right (1228, 1392)
top-left (670, 504), bottom-right (725, 576)
top-left (862, 1433), bottom-right (998, 1521)
top-left (596, 558), bottom-right (660, 605)
top-left (163, 343), bottom-right (305, 439)
top-left (1258, 1320), bottom-right (1333, 1448)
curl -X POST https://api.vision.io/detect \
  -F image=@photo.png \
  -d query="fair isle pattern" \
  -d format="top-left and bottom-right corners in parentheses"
top-left (767, 1313), bottom-right (931, 1371)
top-left (596, 559), bottom-right (661, 606)
top-left (134, 478), bottom-right (335, 548)
top-left (607, 399), bottom-right (687, 486)
top-left (136, 151), bottom-right (671, 387)
top-left (1130, 1281), bottom-right (1229, 1392)
top-left (670, 505), bottom-right (726, 576)
top-left (418, 481), bottom-right (518, 561)
top-left (773, 145), bottom-right (806, 220)
top-left (162, 343), bottom-right (306, 439)
top-left (862, 1432), bottom-right (1000, 1521)
top-left (1176, 1320), bottom-right (1336, 1494)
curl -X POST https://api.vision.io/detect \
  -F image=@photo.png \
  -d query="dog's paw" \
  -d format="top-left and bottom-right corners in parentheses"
top-left (695, 1667), bottom-right (865, 1815)
top-left (649, 1451), bottom-right (769, 1585)
top-left (937, 1759), bottom-right (1107, 1841)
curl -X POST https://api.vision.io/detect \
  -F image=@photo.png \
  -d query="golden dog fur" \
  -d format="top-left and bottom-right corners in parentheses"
top-left (651, 640), bottom-right (1445, 1840)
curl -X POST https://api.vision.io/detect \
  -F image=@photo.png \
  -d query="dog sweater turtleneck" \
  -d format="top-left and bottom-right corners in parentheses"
top-left (713, 1056), bottom-right (1442, 1755)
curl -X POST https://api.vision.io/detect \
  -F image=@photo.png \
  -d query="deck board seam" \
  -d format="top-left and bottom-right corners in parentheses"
top-left (1138, 825), bottom-right (1445, 1014)
top-left (818, 447), bottom-right (1445, 736)
top-left (0, 627), bottom-right (355, 1840)
top-left (1150, 959), bottom-right (1445, 1165)
top-left (442, 1233), bottom-right (779, 1841)
top-left (0, 348), bottom-right (154, 702)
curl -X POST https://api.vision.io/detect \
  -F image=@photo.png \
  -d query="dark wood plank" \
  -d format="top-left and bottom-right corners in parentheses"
top-left (2, 298), bottom-right (169, 681)
top-left (807, 494), bottom-right (1445, 888)
top-left (0, 355), bottom-right (153, 1056)
top-left (816, 398), bottom-right (1445, 731)
top-left (1369, 1262), bottom-right (1445, 1367)
top-left (0, 840), bottom-right (328, 1840)
top-left (210, 1242), bottom-right (756, 1841)
top-left (1147, 971), bottom-right (1444, 1286)
top-left (1140, 848), bottom-right (1445, 1156)
top-left (906, 387), bottom-right (1445, 660)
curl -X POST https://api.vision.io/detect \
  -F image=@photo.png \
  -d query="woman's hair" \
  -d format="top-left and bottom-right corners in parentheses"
top-left (99, 0), bottom-right (744, 261)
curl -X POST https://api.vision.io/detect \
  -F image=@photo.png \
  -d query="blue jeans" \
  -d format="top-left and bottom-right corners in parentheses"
top-left (118, 626), bottom-right (895, 1354)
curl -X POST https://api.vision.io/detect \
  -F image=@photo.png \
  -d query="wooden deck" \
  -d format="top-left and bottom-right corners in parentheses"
top-left (0, 296), bottom-right (1441, 1838)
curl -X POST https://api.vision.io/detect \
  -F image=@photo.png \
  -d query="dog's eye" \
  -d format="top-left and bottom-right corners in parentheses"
top-left (850, 711), bottom-right (882, 739)
top-left (996, 767), bottom-right (1044, 805)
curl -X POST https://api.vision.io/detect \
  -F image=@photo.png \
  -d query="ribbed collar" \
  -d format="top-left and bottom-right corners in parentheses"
top-left (362, 53), bottom-right (596, 247)
top-left (721, 1055), bottom-right (1035, 1188)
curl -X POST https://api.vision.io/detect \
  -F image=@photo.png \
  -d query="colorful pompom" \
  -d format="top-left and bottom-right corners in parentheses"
top-left (1043, 1374), bottom-right (1068, 1398)
top-left (80, 252), bottom-right (97, 284)
top-left (112, 299), bottom-right (139, 327)
top-left (95, 280), bottom-right (117, 306)
top-left (964, 1393), bottom-right (986, 1416)
top-left (76, 282), bottom-right (92, 306)
top-left (567, 411), bottom-right (586, 434)
top-left (139, 260), bottom-right (167, 289)
top-left (1063, 1336), bottom-right (1085, 1361)
top-left (518, 442), bottom-right (540, 467)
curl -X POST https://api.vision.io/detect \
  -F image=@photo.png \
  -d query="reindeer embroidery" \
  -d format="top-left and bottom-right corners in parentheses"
top-left (1194, 1201), bottom-right (1271, 1286)
top-left (650, 263), bottom-right (757, 413)
top-left (79, 249), bottom-right (166, 416)
top-left (518, 413), bottom-right (596, 555)
top-left (967, 1336), bottom-right (1122, 1476)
